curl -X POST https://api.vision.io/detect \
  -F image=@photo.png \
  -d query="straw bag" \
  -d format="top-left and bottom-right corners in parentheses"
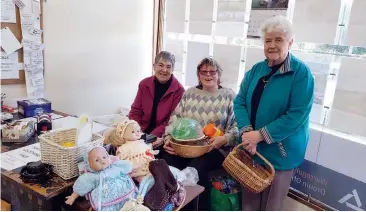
top-left (223, 143), bottom-right (275, 193)
top-left (39, 128), bottom-right (104, 180)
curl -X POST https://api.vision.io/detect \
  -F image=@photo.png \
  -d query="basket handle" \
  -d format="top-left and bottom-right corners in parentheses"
top-left (233, 143), bottom-right (275, 179)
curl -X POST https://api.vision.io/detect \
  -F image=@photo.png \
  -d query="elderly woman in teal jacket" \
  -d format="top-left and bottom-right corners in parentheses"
top-left (234, 16), bottom-right (314, 211)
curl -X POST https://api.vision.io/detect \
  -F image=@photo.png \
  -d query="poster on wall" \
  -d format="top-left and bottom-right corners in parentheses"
top-left (291, 160), bottom-right (366, 211)
top-left (1, 0), bottom-right (16, 23)
top-left (1, 51), bottom-right (19, 79)
top-left (248, 0), bottom-right (288, 38)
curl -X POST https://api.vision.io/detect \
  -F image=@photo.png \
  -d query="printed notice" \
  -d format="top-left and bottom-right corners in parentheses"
top-left (0, 143), bottom-right (41, 171)
top-left (25, 70), bottom-right (44, 98)
top-left (1, 0), bottom-right (16, 23)
top-left (1, 51), bottom-right (19, 79)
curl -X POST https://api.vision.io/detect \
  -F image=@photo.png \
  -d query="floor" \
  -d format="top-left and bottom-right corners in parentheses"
top-left (282, 196), bottom-right (315, 211)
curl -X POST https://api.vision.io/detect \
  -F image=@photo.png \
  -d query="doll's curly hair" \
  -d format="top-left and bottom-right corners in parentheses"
top-left (104, 120), bottom-right (140, 146)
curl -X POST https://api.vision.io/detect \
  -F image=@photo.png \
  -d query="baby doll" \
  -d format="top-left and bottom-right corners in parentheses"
top-left (65, 146), bottom-right (138, 211)
top-left (114, 120), bottom-right (158, 182)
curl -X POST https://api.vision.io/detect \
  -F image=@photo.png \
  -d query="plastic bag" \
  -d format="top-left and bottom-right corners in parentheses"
top-left (181, 167), bottom-right (199, 186)
top-left (210, 175), bottom-right (241, 211)
top-left (171, 118), bottom-right (203, 140)
top-left (210, 187), bottom-right (241, 211)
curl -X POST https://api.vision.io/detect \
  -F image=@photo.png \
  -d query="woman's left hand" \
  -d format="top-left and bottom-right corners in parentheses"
top-left (208, 136), bottom-right (227, 152)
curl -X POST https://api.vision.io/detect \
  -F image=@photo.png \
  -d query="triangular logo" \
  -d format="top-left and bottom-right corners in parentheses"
top-left (338, 189), bottom-right (363, 211)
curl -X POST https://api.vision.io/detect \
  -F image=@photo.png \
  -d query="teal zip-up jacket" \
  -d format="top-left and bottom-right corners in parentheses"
top-left (234, 54), bottom-right (314, 171)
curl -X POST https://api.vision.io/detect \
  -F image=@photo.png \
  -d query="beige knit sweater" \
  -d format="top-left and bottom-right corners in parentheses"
top-left (166, 87), bottom-right (239, 147)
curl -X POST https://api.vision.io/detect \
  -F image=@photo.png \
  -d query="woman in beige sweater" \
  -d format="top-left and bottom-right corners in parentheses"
top-left (162, 57), bottom-right (239, 210)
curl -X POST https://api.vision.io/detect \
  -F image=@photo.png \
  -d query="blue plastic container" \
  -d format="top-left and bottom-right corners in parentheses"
top-left (17, 98), bottom-right (52, 117)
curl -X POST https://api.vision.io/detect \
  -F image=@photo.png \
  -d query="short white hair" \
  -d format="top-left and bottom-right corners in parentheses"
top-left (260, 16), bottom-right (293, 40)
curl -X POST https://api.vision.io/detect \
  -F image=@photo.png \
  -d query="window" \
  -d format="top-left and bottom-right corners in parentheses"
top-left (162, 0), bottom-right (366, 139)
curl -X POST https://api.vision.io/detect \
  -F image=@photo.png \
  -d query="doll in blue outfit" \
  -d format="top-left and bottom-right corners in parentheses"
top-left (65, 146), bottom-right (138, 211)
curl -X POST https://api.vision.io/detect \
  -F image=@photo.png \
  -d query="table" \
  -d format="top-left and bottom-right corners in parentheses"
top-left (178, 185), bottom-right (204, 210)
top-left (1, 111), bottom-right (204, 210)
top-left (1, 111), bottom-right (75, 210)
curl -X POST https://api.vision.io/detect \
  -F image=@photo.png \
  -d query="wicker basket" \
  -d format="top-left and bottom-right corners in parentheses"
top-left (39, 128), bottom-right (104, 180)
top-left (223, 143), bottom-right (275, 193)
top-left (170, 137), bottom-right (211, 158)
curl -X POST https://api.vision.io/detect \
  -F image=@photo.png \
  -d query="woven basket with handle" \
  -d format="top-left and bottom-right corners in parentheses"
top-left (223, 143), bottom-right (275, 193)
top-left (39, 128), bottom-right (104, 180)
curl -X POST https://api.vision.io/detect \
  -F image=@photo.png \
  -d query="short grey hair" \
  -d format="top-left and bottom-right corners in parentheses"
top-left (260, 16), bottom-right (293, 40)
top-left (154, 51), bottom-right (176, 68)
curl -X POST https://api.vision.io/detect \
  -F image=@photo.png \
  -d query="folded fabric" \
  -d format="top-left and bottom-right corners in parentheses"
top-left (170, 182), bottom-right (186, 207)
top-left (144, 159), bottom-right (178, 211)
top-left (138, 166), bottom-right (182, 197)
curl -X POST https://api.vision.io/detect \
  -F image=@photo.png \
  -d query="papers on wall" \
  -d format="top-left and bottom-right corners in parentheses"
top-left (23, 45), bottom-right (44, 98)
top-left (19, 0), bottom-right (45, 99)
top-left (19, 0), bottom-right (32, 14)
top-left (25, 70), bottom-right (44, 98)
top-left (20, 13), bottom-right (41, 32)
top-left (0, 27), bottom-right (22, 54)
top-left (23, 42), bottom-right (44, 70)
top-left (1, 0), bottom-right (16, 23)
top-left (1, 51), bottom-right (20, 79)
top-left (249, 0), bottom-right (289, 38)
top-left (32, 0), bottom-right (40, 15)
top-left (20, 14), bottom-right (42, 41)
top-left (0, 143), bottom-right (41, 171)
top-left (248, 10), bottom-right (288, 37)
top-left (13, 0), bottom-right (26, 9)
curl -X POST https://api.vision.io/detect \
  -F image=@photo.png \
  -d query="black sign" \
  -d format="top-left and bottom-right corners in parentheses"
top-left (291, 160), bottom-right (365, 211)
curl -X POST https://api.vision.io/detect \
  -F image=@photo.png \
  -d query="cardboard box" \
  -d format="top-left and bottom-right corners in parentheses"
top-left (17, 99), bottom-right (52, 118)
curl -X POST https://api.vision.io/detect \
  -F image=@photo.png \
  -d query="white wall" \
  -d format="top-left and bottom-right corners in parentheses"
top-left (1, 84), bottom-right (27, 107)
top-left (306, 124), bottom-right (366, 183)
top-left (42, 0), bottom-right (154, 116)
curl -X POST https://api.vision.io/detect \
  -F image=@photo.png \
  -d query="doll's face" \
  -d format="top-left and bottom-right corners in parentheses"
top-left (123, 123), bottom-right (142, 141)
top-left (88, 147), bottom-right (111, 171)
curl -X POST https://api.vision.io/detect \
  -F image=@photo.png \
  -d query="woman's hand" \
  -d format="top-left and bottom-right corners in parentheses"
top-left (163, 136), bottom-right (176, 155)
top-left (242, 131), bottom-right (262, 155)
top-left (152, 138), bottom-right (164, 148)
top-left (244, 143), bottom-right (257, 155)
top-left (208, 136), bottom-right (227, 152)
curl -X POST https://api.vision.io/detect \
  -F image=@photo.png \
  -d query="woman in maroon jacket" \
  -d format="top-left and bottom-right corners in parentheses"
top-left (129, 51), bottom-right (185, 138)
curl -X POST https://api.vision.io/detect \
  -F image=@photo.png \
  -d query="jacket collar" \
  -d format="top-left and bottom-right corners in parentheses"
top-left (143, 75), bottom-right (181, 98)
top-left (266, 53), bottom-right (292, 74)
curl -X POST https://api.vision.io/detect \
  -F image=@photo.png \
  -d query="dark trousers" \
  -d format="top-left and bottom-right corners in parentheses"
top-left (161, 149), bottom-right (225, 211)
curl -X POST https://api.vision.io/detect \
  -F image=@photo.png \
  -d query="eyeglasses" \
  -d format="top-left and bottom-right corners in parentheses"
top-left (199, 70), bottom-right (217, 76)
